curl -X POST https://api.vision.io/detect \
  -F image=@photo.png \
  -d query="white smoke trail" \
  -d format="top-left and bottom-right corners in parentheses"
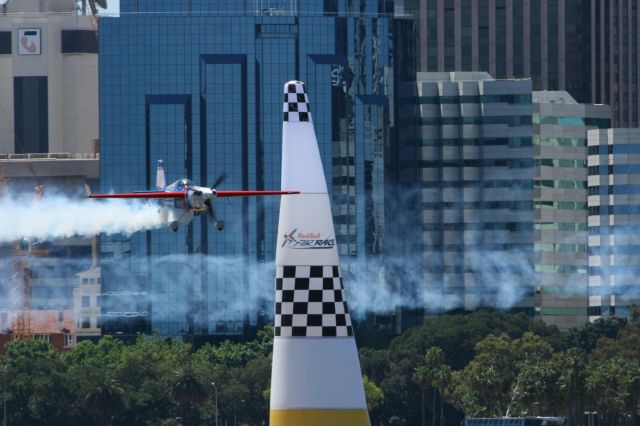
top-left (0, 193), bottom-right (165, 242)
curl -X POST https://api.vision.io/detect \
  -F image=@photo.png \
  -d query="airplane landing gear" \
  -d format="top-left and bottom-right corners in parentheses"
top-left (215, 220), bottom-right (224, 231)
top-left (170, 221), bottom-right (179, 232)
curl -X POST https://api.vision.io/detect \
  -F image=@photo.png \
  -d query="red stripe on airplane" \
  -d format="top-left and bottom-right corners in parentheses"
top-left (88, 191), bottom-right (186, 199)
top-left (215, 190), bottom-right (300, 197)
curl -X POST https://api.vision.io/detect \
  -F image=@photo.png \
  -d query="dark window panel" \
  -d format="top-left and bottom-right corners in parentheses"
top-left (61, 30), bottom-right (98, 54)
top-left (14, 76), bottom-right (48, 153)
top-left (0, 31), bottom-right (10, 54)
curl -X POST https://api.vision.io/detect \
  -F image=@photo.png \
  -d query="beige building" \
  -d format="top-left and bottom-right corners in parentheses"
top-left (0, 0), bottom-right (98, 154)
top-left (74, 265), bottom-right (101, 338)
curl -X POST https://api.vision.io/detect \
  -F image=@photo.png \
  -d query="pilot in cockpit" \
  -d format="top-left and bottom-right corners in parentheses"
top-left (176, 178), bottom-right (193, 190)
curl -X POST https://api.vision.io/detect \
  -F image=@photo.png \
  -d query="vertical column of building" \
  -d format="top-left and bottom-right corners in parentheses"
top-left (454, 0), bottom-right (462, 70)
top-left (540, 0), bottom-right (548, 89)
top-left (506, 0), bottom-right (514, 77)
top-left (558, 0), bottom-right (566, 90)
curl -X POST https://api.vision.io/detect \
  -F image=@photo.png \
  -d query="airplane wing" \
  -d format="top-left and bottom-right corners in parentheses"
top-left (88, 191), bottom-right (185, 199)
top-left (216, 190), bottom-right (300, 197)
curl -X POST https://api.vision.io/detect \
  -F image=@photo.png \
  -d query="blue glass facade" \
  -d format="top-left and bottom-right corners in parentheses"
top-left (99, 1), bottom-right (414, 338)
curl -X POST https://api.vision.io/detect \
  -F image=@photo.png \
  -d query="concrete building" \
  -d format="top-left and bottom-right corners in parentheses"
top-left (0, 0), bottom-right (100, 348)
top-left (405, 0), bottom-right (639, 127)
top-left (532, 91), bottom-right (610, 329)
top-left (99, 0), bottom-right (415, 340)
top-left (73, 264), bottom-right (101, 339)
top-left (587, 129), bottom-right (640, 320)
top-left (0, 0), bottom-right (99, 154)
top-left (418, 72), bottom-right (534, 312)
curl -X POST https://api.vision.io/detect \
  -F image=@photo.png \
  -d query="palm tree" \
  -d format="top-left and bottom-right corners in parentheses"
top-left (413, 365), bottom-right (432, 426)
top-left (169, 367), bottom-right (206, 426)
top-left (84, 378), bottom-right (124, 426)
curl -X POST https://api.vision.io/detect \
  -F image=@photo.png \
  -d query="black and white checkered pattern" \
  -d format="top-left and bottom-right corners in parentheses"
top-left (274, 265), bottom-right (353, 338)
top-left (283, 81), bottom-right (312, 122)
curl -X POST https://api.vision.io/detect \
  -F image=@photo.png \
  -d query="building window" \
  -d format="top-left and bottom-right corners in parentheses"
top-left (58, 311), bottom-right (64, 322)
top-left (61, 30), bottom-right (98, 53)
top-left (82, 296), bottom-right (91, 308)
top-left (13, 76), bottom-right (48, 153)
top-left (0, 32), bottom-right (10, 54)
top-left (588, 306), bottom-right (602, 316)
top-left (32, 334), bottom-right (51, 343)
top-left (82, 317), bottom-right (91, 329)
top-left (64, 334), bottom-right (76, 348)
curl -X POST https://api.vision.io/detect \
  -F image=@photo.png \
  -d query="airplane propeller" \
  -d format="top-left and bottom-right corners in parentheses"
top-left (210, 172), bottom-right (228, 190)
top-left (205, 171), bottom-right (227, 231)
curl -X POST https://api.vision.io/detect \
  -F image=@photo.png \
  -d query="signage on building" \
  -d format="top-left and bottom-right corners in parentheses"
top-left (18, 28), bottom-right (41, 55)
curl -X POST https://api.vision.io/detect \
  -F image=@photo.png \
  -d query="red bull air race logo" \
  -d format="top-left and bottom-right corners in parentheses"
top-left (281, 228), bottom-right (336, 250)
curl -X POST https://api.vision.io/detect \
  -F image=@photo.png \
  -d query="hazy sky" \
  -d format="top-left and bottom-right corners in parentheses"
top-left (102, 0), bottom-right (120, 15)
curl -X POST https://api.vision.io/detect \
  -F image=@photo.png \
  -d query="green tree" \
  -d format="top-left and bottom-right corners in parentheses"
top-left (413, 364), bottom-right (431, 426)
top-left (3, 338), bottom-right (74, 426)
top-left (427, 348), bottom-right (452, 426)
top-left (382, 310), bottom-right (561, 425)
top-left (586, 356), bottom-right (640, 426)
top-left (169, 366), bottom-right (206, 426)
top-left (564, 317), bottom-right (627, 353)
top-left (84, 378), bottom-right (124, 426)
top-left (511, 332), bottom-right (558, 416)
top-left (449, 333), bottom-right (518, 417)
top-left (363, 375), bottom-right (384, 412)
top-left (557, 348), bottom-right (588, 426)
top-left (587, 319), bottom-right (640, 426)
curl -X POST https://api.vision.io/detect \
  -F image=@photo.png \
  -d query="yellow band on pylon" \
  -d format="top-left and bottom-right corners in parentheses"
top-left (270, 409), bottom-right (370, 426)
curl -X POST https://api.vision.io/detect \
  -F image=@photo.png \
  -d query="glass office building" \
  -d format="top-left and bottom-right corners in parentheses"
top-left (98, 0), bottom-right (415, 339)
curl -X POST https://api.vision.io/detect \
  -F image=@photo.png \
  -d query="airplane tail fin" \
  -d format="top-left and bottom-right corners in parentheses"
top-left (155, 160), bottom-right (166, 190)
top-left (270, 81), bottom-right (370, 426)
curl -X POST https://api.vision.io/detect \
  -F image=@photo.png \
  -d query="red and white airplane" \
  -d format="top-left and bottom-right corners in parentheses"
top-left (89, 160), bottom-right (298, 232)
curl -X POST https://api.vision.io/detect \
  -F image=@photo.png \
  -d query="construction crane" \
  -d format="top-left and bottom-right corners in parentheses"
top-left (0, 163), bottom-right (31, 340)
top-left (0, 164), bottom-right (44, 340)
top-left (11, 242), bottom-right (31, 340)
top-left (0, 165), bottom-right (26, 339)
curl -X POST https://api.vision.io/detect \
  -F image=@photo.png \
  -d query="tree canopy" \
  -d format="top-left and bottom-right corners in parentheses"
top-left (0, 313), bottom-right (638, 426)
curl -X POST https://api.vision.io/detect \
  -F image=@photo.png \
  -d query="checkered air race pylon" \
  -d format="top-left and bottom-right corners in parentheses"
top-left (270, 81), bottom-right (370, 426)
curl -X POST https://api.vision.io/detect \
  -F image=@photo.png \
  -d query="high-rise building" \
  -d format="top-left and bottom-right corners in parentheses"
top-left (532, 91), bottom-right (610, 329)
top-left (405, 0), bottom-right (590, 102)
top-left (98, 0), bottom-right (415, 339)
top-left (589, 1), bottom-right (640, 127)
top-left (405, 0), bottom-right (638, 127)
top-left (587, 128), bottom-right (640, 320)
top-left (418, 72), bottom-right (535, 312)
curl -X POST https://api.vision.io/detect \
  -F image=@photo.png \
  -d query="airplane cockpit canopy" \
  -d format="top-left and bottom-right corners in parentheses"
top-left (170, 179), bottom-right (194, 191)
